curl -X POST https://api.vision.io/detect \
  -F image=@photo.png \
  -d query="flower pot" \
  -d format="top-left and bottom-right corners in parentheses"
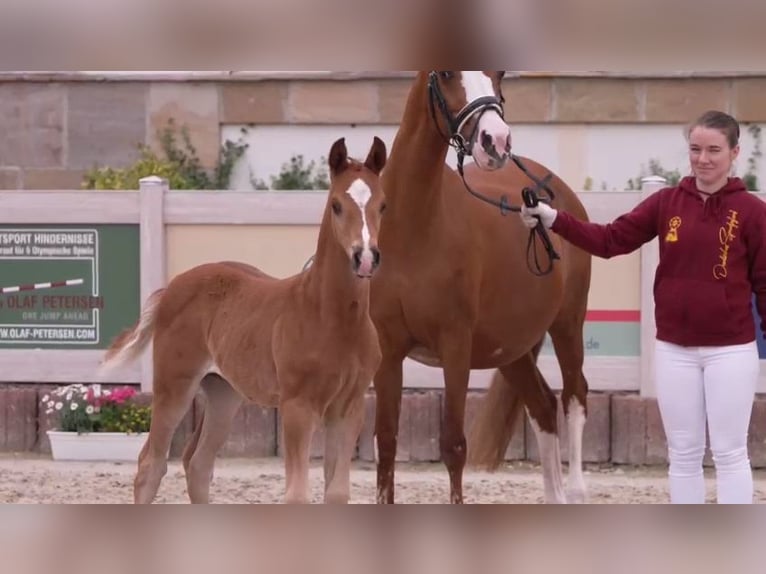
top-left (47, 431), bottom-right (147, 462)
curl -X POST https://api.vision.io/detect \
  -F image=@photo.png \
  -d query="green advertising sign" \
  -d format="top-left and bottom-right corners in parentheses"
top-left (0, 225), bottom-right (140, 350)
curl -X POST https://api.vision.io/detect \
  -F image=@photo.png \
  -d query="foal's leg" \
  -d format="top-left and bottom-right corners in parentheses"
top-left (184, 376), bottom-right (243, 504)
top-left (134, 362), bottom-right (203, 504)
top-left (500, 355), bottom-right (567, 504)
top-left (439, 331), bottom-right (473, 504)
top-left (548, 306), bottom-right (590, 504)
top-left (323, 392), bottom-right (366, 504)
top-left (280, 397), bottom-right (319, 504)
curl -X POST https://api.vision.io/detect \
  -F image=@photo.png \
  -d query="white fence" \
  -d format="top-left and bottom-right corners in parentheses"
top-left (1, 176), bottom-right (764, 397)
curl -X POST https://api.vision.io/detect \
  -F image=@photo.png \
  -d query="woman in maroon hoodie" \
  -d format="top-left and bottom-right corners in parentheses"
top-left (521, 110), bottom-right (766, 504)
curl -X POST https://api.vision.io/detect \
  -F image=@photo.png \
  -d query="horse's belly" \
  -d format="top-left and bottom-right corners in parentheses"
top-left (407, 341), bottom-right (532, 370)
top-left (207, 360), bottom-right (280, 407)
top-left (408, 346), bottom-right (443, 368)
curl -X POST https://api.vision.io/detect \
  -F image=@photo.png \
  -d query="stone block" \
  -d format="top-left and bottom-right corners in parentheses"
top-left (406, 391), bottom-right (442, 462)
top-left (611, 393), bottom-right (647, 465)
top-left (645, 79), bottom-right (729, 123)
top-left (733, 79), bottom-right (766, 122)
top-left (581, 393), bottom-right (612, 463)
top-left (287, 81), bottom-right (379, 124)
top-left (67, 83), bottom-right (147, 170)
top-left (554, 79), bottom-right (640, 122)
top-left (0, 168), bottom-right (21, 189)
top-left (644, 397), bottom-right (668, 465)
top-left (148, 83), bottom-right (221, 170)
top-left (0, 387), bottom-right (38, 452)
top-left (748, 396), bottom-right (766, 469)
top-left (224, 402), bottom-right (277, 458)
top-left (502, 78), bottom-right (552, 123)
top-left (221, 82), bottom-right (288, 124)
top-left (377, 79), bottom-right (411, 123)
top-left (0, 84), bottom-right (65, 168)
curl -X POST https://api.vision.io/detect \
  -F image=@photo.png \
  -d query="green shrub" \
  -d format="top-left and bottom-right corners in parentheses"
top-left (251, 154), bottom-right (330, 190)
top-left (82, 119), bottom-right (248, 190)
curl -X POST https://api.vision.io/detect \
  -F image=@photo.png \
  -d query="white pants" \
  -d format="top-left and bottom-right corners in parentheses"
top-left (654, 340), bottom-right (759, 504)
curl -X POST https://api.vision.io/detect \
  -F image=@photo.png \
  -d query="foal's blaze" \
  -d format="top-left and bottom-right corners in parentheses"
top-left (430, 70), bottom-right (511, 170)
top-left (327, 136), bottom-right (387, 278)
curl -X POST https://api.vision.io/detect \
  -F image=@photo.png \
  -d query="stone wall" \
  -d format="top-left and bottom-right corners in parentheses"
top-left (1, 72), bottom-right (765, 190)
top-left (6, 385), bottom-right (766, 468)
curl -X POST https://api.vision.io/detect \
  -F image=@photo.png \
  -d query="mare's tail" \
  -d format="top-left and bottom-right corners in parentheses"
top-left (466, 369), bottom-right (525, 471)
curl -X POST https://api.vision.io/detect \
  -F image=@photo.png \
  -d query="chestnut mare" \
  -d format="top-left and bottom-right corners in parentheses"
top-left (100, 137), bottom-right (388, 504)
top-left (370, 71), bottom-right (592, 504)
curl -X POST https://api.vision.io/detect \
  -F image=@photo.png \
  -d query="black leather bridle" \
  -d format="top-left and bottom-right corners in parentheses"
top-left (427, 70), bottom-right (560, 277)
top-left (427, 71), bottom-right (506, 158)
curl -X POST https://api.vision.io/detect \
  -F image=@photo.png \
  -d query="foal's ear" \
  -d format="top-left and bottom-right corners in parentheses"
top-left (329, 137), bottom-right (349, 175)
top-left (364, 136), bottom-right (387, 175)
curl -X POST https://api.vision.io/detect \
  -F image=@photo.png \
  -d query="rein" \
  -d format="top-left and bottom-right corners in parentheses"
top-left (456, 152), bottom-right (560, 277)
top-left (427, 71), bottom-right (560, 277)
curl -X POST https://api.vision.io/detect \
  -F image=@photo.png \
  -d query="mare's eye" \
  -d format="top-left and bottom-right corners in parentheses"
top-left (332, 200), bottom-right (342, 215)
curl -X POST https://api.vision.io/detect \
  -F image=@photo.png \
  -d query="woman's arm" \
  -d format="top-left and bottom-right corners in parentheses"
top-left (522, 192), bottom-right (662, 259)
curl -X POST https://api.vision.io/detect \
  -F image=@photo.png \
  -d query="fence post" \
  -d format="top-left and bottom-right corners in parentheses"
top-left (139, 176), bottom-right (167, 393)
top-left (639, 175), bottom-right (667, 398)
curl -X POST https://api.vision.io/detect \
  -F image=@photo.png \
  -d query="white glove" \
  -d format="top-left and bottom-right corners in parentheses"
top-left (520, 203), bottom-right (557, 230)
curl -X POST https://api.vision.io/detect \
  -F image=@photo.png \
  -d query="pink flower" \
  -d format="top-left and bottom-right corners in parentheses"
top-left (102, 386), bottom-right (136, 406)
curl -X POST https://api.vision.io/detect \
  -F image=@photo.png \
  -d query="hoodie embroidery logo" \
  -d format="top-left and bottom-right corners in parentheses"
top-left (665, 217), bottom-right (682, 243)
top-left (713, 209), bottom-right (740, 280)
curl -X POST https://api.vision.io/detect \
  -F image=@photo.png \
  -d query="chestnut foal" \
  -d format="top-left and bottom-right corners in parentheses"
top-left (101, 137), bottom-right (388, 504)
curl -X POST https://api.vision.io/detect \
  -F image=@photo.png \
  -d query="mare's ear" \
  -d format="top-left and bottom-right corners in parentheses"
top-left (364, 136), bottom-right (387, 175)
top-left (328, 137), bottom-right (349, 176)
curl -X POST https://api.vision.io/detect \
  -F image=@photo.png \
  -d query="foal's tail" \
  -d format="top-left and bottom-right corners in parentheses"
top-left (98, 289), bottom-right (166, 374)
top-left (466, 369), bottom-right (525, 471)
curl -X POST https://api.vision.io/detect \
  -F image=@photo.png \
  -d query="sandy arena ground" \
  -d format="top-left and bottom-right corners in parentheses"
top-left (2, 454), bottom-right (766, 504)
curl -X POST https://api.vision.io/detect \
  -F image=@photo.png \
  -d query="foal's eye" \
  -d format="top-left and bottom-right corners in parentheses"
top-left (440, 71), bottom-right (454, 81)
top-left (332, 200), bottom-right (342, 215)
top-left (380, 202), bottom-right (387, 214)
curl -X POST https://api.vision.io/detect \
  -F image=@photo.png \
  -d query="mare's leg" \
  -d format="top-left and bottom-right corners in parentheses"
top-left (323, 391), bottom-right (367, 504)
top-left (280, 396), bottom-right (319, 504)
top-left (439, 331), bottom-right (473, 504)
top-left (184, 375), bottom-right (243, 504)
top-left (501, 354), bottom-right (567, 504)
top-left (373, 352), bottom-right (407, 504)
top-left (134, 358), bottom-right (204, 504)
top-left (548, 314), bottom-right (590, 504)
top-left (548, 245), bottom-right (591, 503)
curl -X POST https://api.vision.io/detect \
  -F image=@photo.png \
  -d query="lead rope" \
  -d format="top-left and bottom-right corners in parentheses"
top-left (455, 151), bottom-right (560, 277)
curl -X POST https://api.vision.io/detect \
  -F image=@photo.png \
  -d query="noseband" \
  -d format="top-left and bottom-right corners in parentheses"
top-left (426, 71), bottom-right (560, 277)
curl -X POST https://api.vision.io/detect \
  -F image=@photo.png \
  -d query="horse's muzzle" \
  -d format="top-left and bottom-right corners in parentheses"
top-left (352, 246), bottom-right (380, 278)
